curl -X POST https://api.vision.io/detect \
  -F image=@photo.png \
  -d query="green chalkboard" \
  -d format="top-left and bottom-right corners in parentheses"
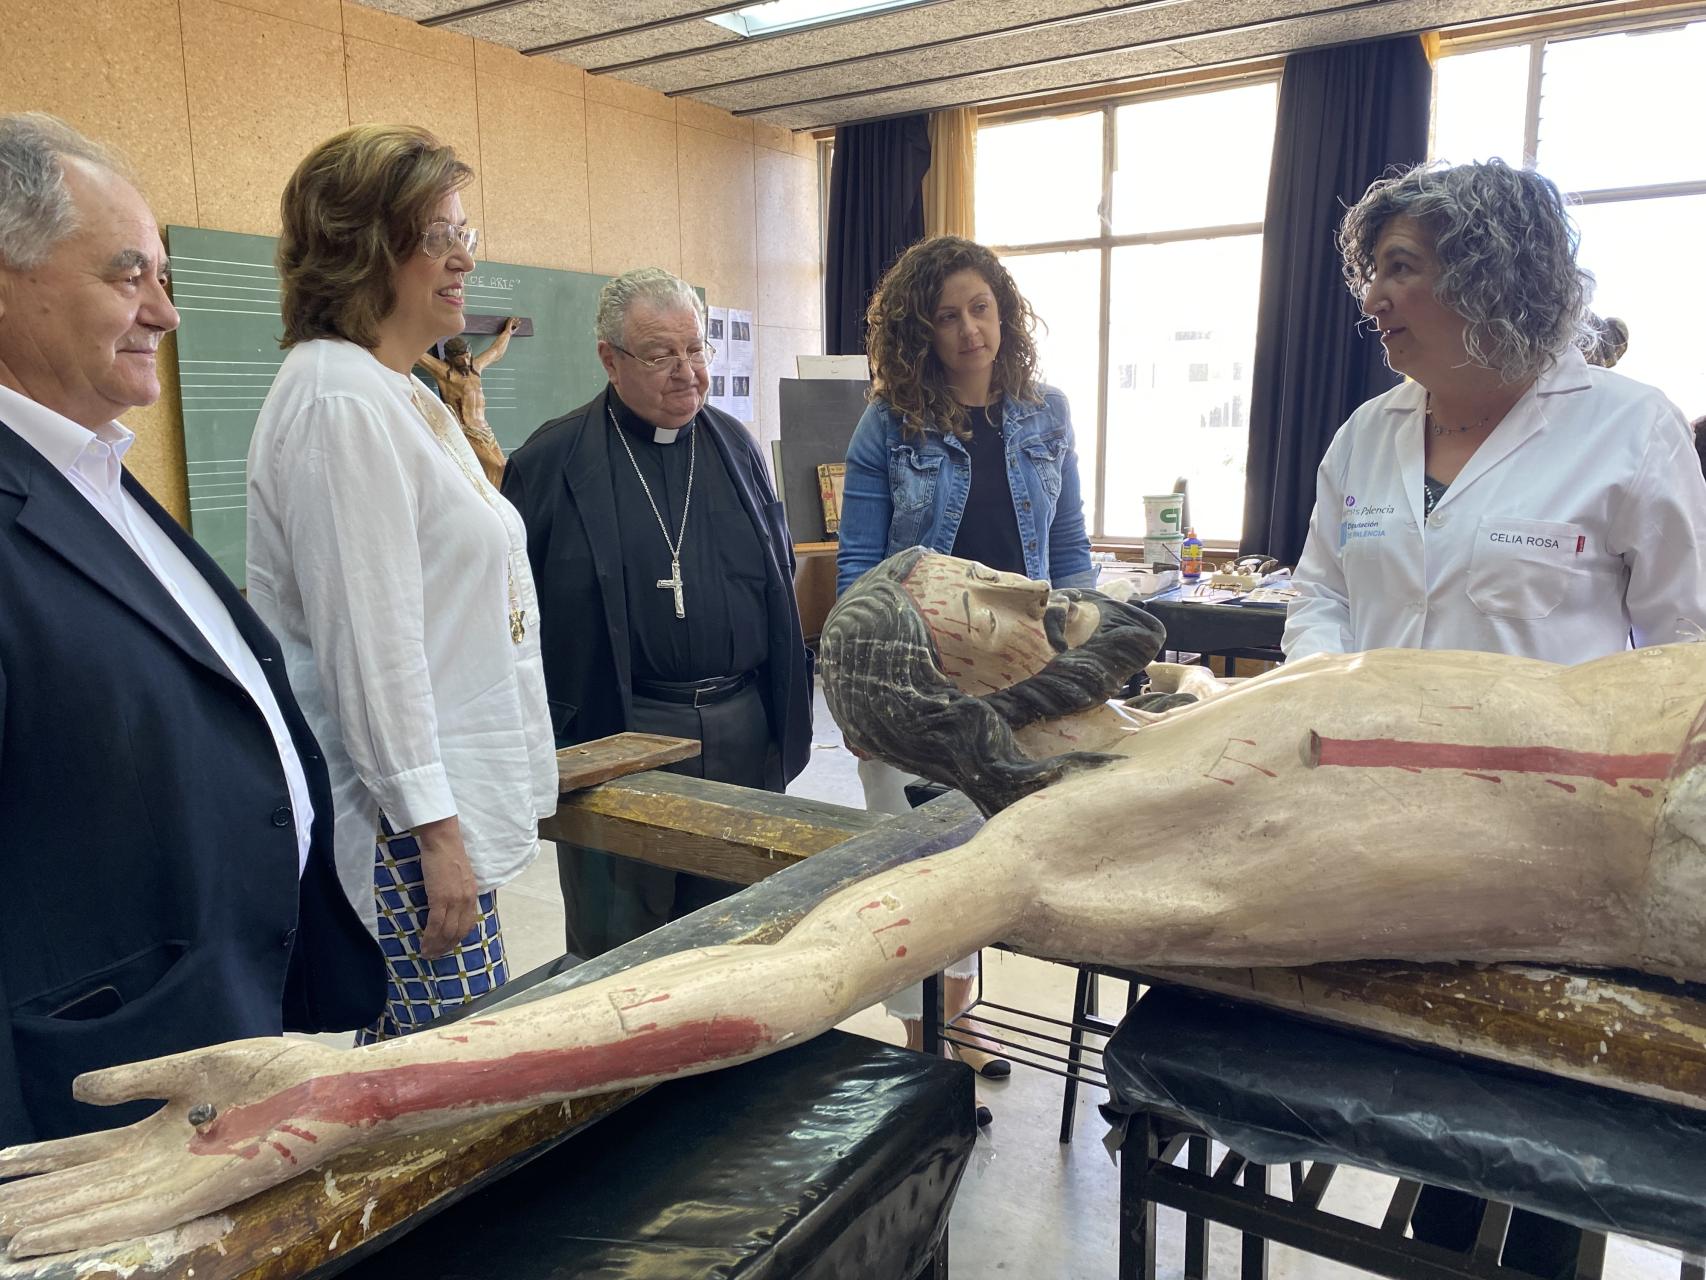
top-left (167, 225), bottom-right (619, 585)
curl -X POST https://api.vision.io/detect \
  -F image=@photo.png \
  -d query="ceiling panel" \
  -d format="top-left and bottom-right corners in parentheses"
top-left (352, 0), bottom-right (1625, 131)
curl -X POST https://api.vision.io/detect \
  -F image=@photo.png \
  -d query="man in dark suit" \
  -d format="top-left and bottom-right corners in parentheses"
top-left (0, 113), bottom-right (382, 1146)
top-left (503, 268), bottom-right (811, 959)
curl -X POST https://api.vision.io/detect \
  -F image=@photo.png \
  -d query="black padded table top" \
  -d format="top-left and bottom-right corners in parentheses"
top-left (338, 1029), bottom-right (974, 1279)
top-left (1140, 589), bottom-right (1285, 657)
top-left (1101, 985), bottom-right (1706, 1250)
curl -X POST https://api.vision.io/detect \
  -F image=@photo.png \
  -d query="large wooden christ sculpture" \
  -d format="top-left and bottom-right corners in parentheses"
top-left (3, 547), bottom-right (1705, 1257)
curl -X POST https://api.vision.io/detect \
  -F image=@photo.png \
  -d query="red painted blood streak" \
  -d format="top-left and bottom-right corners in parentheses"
top-left (269, 1142), bottom-right (296, 1164)
top-left (872, 918), bottom-right (911, 935)
top-left (895, 946), bottom-right (908, 958)
top-left (1633, 785), bottom-right (1654, 798)
top-left (1546, 780), bottom-right (1578, 794)
top-left (278, 1124), bottom-right (318, 1143)
top-left (188, 1017), bottom-right (770, 1159)
top-left (1463, 772), bottom-right (1503, 783)
top-left (1312, 737), bottom-right (1671, 785)
top-left (618, 993), bottom-right (670, 1011)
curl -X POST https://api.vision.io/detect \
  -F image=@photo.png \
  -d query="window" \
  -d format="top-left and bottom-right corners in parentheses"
top-left (977, 81), bottom-right (1279, 543)
top-left (1433, 20), bottom-right (1706, 420)
top-left (708, 0), bottom-right (926, 38)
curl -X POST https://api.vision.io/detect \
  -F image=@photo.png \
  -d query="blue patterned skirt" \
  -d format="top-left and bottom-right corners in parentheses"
top-left (355, 820), bottom-right (508, 1045)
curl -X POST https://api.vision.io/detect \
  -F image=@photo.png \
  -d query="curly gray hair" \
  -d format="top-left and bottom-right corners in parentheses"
top-left (1339, 160), bottom-right (1593, 384)
top-left (594, 267), bottom-right (705, 347)
top-left (0, 113), bottom-right (127, 270)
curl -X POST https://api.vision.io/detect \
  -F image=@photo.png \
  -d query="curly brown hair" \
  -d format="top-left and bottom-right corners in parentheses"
top-left (864, 236), bottom-right (1044, 441)
top-left (277, 124), bottom-right (473, 350)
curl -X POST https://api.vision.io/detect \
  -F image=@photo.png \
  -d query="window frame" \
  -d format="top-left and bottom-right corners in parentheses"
top-left (980, 76), bottom-right (1279, 545)
top-left (1433, 17), bottom-right (1706, 212)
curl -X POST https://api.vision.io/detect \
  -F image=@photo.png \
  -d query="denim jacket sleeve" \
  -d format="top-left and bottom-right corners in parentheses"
top-left (1043, 391), bottom-right (1095, 588)
top-left (836, 400), bottom-right (895, 596)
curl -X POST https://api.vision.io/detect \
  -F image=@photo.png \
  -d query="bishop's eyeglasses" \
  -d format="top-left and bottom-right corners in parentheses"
top-left (421, 221), bottom-right (479, 259)
top-left (611, 343), bottom-right (717, 375)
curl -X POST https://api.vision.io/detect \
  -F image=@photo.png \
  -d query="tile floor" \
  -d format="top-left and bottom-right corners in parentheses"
top-left (467, 688), bottom-right (1689, 1279)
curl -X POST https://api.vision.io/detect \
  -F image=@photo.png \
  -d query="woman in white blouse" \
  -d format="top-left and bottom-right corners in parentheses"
top-left (246, 124), bottom-right (557, 1042)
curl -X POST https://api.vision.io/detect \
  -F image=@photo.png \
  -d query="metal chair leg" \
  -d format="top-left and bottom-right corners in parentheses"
top-left (1060, 965), bottom-right (1094, 1142)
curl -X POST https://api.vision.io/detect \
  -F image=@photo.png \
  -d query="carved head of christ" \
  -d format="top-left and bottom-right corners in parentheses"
top-left (443, 335), bottom-right (473, 374)
top-left (819, 549), bottom-right (1166, 814)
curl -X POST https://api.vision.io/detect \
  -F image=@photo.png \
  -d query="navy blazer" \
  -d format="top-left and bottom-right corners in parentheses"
top-left (502, 390), bottom-right (812, 783)
top-left (0, 419), bottom-right (383, 1145)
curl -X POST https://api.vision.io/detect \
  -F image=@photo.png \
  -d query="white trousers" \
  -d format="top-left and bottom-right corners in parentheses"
top-left (857, 756), bottom-right (979, 1020)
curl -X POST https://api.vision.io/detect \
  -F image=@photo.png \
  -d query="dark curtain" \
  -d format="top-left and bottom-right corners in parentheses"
top-left (824, 114), bottom-right (932, 356)
top-left (1241, 36), bottom-right (1432, 562)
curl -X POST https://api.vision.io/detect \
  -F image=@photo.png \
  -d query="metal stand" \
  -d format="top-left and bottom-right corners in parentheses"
top-left (927, 953), bottom-right (1142, 1141)
top-left (1115, 1110), bottom-right (1692, 1280)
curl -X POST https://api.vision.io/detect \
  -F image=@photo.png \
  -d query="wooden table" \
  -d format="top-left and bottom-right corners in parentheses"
top-left (792, 539), bottom-right (839, 644)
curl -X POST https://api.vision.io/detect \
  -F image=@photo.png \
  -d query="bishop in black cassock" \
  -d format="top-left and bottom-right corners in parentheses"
top-left (502, 269), bottom-right (812, 959)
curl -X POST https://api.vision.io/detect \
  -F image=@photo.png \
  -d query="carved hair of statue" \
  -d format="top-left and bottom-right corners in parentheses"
top-left (443, 335), bottom-right (473, 372)
top-left (819, 548), bottom-right (1165, 815)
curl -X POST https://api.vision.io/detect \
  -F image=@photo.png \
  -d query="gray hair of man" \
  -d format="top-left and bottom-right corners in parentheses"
top-left (594, 267), bottom-right (706, 347)
top-left (0, 113), bottom-right (127, 271)
top-left (1338, 159), bottom-right (1594, 385)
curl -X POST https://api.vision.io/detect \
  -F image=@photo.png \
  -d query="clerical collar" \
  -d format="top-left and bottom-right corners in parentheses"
top-left (608, 387), bottom-right (696, 446)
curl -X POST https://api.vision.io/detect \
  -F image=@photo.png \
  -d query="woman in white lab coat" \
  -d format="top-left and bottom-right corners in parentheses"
top-left (1284, 157), bottom-right (1706, 1268)
top-left (1284, 160), bottom-right (1706, 665)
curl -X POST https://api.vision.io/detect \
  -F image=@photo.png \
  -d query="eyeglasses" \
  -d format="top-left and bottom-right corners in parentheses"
top-left (421, 222), bottom-right (479, 260)
top-left (611, 342), bottom-right (716, 375)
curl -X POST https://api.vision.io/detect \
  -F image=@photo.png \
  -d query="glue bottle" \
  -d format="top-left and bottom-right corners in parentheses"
top-left (1180, 528), bottom-right (1203, 580)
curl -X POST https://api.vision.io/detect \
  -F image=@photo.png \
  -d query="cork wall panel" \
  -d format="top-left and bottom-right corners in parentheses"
top-left (475, 77), bottom-right (590, 271)
top-left (586, 103), bottom-right (680, 277)
top-left (676, 97), bottom-right (752, 145)
top-left (181, 0), bottom-right (350, 235)
top-left (122, 334), bottom-right (191, 524)
top-left (752, 120), bottom-right (798, 156)
top-left (0, 0), bottom-right (198, 228)
top-left (678, 125), bottom-right (757, 315)
top-left (584, 75), bottom-right (676, 123)
top-left (475, 40), bottom-right (584, 98)
top-left (344, 36), bottom-right (485, 233)
top-left (342, 0), bottom-right (472, 64)
top-left (755, 146), bottom-right (821, 331)
top-left (213, 0), bottom-right (342, 31)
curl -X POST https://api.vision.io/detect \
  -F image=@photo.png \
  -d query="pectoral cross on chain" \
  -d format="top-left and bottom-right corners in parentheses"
top-left (609, 403), bottom-right (697, 625)
top-left (658, 557), bottom-right (686, 618)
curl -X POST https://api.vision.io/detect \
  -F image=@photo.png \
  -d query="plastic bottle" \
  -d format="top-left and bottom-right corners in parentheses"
top-left (1181, 527), bottom-right (1203, 580)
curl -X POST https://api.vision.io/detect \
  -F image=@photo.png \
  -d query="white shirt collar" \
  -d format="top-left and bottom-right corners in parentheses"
top-left (1379, 346), bottom-right (1591, 416)
top-left (1535, 344), bottom-right (1592, 397)
top-left (0, 382), bottom-right (135, 478)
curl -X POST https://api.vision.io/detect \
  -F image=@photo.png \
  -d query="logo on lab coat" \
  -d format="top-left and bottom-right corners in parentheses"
top-left (1338, 495), bottom-right (1395, 547)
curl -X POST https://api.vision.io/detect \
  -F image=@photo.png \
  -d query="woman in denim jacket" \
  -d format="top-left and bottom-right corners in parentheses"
top-left (836, 241), bottom-right (1094, 597)
top-left (834, 237), bottom-right (1093, 1119)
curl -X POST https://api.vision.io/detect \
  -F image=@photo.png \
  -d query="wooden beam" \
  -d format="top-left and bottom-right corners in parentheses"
top-left (555, 732), bottom-right (701, 793)
top-left (540, 770), bottom-right (886, 885)
top-left (1129, 960), bottom-right (1706, 1113)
